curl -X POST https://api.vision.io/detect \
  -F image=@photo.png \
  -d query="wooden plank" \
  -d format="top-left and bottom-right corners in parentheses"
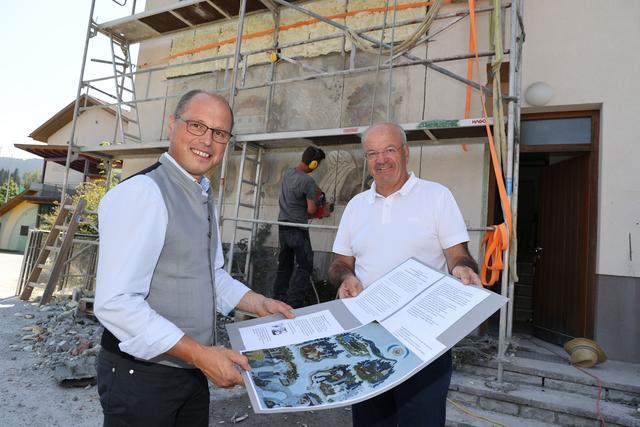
top-left (41, 199), bottom-right (87, 305)
top-left (20, 197), bottom-right (72, 300)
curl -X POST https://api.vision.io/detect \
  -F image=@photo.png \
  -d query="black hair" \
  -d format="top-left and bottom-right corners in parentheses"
top-left (301, 146), bottom-right (325, 165)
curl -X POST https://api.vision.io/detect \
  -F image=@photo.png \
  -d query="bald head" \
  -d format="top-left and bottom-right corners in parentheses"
top-left (361, 122), bottom-right (407, 147)
top-left (174, 90), bottom-right (234, 131)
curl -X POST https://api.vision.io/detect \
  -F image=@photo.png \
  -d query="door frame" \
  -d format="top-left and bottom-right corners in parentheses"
top-left (518, 109), bottom-right (600, 338)
top-left (485, 110), bottom-right (600, 337)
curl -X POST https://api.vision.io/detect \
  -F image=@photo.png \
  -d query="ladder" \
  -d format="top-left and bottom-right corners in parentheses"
top-left (226, 142), bottom-right (265, 283)
top-left (109, 35), bottom-right (142, 144)
top-left (19, 198), bottom-right (90, 305)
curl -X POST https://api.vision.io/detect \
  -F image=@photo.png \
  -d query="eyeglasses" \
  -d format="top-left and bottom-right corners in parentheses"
top-left (364, 145), bottom-right (404, 160)
top-left (176, 115), bottom-right (233, 144)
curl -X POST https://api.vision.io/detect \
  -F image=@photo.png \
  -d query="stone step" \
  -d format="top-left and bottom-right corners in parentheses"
top-left (458, 357), bottom-right (640, 407)
top-left (446, 394), bottom-right (558, 427)
top-left (450, 371), bottom-right (640, 426)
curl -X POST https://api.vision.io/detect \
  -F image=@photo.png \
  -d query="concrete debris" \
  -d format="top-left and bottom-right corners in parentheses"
top-left (9, 296), bottom-right (103, 386)
top-left (9, 296), bottom-right (236, 389)
top-left (452, 334), bottom-right (517, 369)
top-left (231, 413), bottom-right (248, 423)
top-left (53, 357), bottom-right (98, 388)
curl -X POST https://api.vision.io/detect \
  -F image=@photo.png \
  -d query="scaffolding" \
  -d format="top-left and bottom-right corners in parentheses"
top-left (62, 0), bottom-right (524, 381)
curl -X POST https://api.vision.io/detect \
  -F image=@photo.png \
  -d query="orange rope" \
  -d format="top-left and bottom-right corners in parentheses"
top-left (141, 0), bottom-right (453, 68)
top-left (466, 0), bottom-right (512, 286)
top-left (460, 11), bottom-right (475, 152)
top-left (480, 223), bottom-right (507, 286)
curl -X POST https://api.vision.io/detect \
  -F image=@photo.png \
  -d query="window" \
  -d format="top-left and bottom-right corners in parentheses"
top-left (20, 225), bottom-right (29, 236)
top-left (521, 117), bottom-right (591, 146)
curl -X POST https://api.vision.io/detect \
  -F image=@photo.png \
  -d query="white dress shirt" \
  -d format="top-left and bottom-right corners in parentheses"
top-left (95, 153), bottom-right (250, 360)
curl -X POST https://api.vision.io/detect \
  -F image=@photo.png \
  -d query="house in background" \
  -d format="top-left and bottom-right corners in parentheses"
top-left (0, 95), bottom-right (124, 252)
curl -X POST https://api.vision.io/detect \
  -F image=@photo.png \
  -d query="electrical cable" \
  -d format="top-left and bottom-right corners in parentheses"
top-left (446, 398), bottom-right (509, 427)
top-left (346, 0), bottom-right (444, 57)
top-left (529, 337), bottom-right (607, 427)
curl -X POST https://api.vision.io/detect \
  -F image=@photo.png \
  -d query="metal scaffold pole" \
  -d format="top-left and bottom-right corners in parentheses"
top-left (498, 0), bottom-right (523, 383)
top-left (218, 0), bottom-right (248, 219)
top-left (61, 0), bottom-right (97, 203)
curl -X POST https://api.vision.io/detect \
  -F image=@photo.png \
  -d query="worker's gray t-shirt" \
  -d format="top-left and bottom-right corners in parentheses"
top-left (278, 168), bottom-right (317, 224)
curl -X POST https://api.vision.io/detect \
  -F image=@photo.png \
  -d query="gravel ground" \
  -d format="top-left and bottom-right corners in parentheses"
top-left (0, 252), bottom-right (352, 426)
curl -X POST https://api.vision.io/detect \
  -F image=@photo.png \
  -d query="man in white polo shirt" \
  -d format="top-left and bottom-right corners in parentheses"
top-left (329, 122), bottom-right (481, 427)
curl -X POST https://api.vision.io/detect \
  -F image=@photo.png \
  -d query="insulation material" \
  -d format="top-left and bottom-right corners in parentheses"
top-left (278, 7), bottom-right (313, 58)
top-left (188, 25), bottom-right (221, 76)
top-left (217, 20), bottom-right (241, 71)
top-left (345, 0), bottom-right (430, 51)
top-left (303, 1), bottom-right (347, 57)
top-left (345, 0), bottom-right (384, 50)
top-left (167, 30), bottom-right (196, 78)
top-left (166, 0), bottom-right (439, 78)
top-left (241, 13), bottom-right (276, 67)
top-left (384, 2), bottom-right (427, 44)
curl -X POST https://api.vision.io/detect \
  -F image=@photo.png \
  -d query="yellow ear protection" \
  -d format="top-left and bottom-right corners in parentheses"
top-left (307, 146), bottom-right (320, 170)
top-left (303, 146), bottom-right (324, 171)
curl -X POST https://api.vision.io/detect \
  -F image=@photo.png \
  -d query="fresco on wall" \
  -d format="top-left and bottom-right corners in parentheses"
top-left (268, 56), bottom-right (344, 132)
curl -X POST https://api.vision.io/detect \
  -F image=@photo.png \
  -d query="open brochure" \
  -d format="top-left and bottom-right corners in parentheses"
top-left (226, 257), bottom-right (507, 414)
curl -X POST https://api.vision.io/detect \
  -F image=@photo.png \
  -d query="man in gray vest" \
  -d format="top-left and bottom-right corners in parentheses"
top-left (95, 90), bottom-right (293, 426)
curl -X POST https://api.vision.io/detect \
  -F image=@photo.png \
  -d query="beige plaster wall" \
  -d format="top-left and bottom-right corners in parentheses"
top-left (120, 156), bottom-right (161, 179)
top-left (521, 0), bottom-right (640, 278)
top-left (43, 162), bottom-right (84, 188)
top-left (0, 202), bottom-right (38, 252)
top-left (49, 109), bottom-right (125, 148)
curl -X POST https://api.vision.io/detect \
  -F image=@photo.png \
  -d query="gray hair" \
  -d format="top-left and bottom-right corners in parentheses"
top-left (173, 90), bottom-right (234, 131)
top-left (361, 122), bottom-right (407, 146)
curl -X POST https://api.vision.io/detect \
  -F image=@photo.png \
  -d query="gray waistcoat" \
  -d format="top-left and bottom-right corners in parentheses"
top-left (145, 156), bottom-right (218, 368)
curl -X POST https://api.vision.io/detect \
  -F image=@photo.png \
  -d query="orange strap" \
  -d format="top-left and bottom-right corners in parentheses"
top-left (480, 223), bottom-right (508, 286)
top-left (461, 8), bottom-right (476, 152)
top-left (467, 0), bottom-right (513, 286)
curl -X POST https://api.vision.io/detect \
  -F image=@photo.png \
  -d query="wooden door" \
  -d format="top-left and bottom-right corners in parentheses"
top-left (533, 154), bottom-right (590, 344)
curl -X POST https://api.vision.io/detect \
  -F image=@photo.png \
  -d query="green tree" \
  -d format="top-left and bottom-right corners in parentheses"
top-left (22, 170), bottom-right (42, 189)
top-left (0, 179), bottom-right (20, 203)
top-left (10, 168), bottom-right (20, 187)
top-left (40, 178), bottom-right (118, 234)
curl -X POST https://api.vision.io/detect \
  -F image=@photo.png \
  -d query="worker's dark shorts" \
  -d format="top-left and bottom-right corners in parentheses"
top-left (97, 349), bottom-right (209, 427)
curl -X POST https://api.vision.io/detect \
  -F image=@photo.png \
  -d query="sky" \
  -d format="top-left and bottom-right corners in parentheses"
top-left (0, 1), bottom-right (144, 159)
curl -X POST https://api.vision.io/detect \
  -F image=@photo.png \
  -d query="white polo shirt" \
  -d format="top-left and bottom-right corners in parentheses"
top-left (332, 172), bottom-right (469, 287)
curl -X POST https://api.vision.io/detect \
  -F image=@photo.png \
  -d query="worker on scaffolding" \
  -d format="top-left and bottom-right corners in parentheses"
top-left (329, 122), bottom-right (481, 427)
top-left (273, 146), bottom-right (332, 308)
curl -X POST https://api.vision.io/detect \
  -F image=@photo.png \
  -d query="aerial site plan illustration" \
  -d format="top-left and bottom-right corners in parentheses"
top-left (243, 321), bottom-right (423, 411)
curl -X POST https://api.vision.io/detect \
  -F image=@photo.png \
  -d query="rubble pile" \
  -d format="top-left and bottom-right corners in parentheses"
top-left (452, 334), bottom-right (519, 369)
top-left (9, 296), bottom-right (102, 386)
top-left (10, 295), bottom-right (236, 386)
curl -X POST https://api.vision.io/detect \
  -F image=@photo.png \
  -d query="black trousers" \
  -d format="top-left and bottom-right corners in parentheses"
top-left (352, 350), bottom-right (453, 427)
top-left (273, 226), bottom-right (314, 308)
top-left (97, 349), bottom-right (209, 427)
